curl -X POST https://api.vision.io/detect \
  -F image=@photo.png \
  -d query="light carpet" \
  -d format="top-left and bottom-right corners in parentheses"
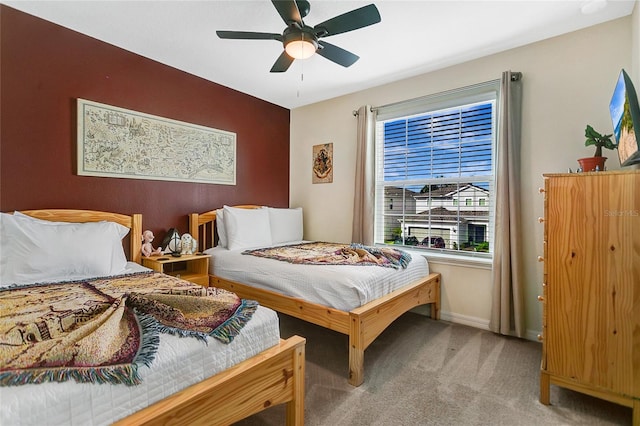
top-left (235, 312), bottom-right (632, 425)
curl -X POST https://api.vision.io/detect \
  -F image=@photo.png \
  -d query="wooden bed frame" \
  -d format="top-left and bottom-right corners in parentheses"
top-left (13, 209), bottom-right (306, 426)
top-left (190, 206), bottom-right (441, 387)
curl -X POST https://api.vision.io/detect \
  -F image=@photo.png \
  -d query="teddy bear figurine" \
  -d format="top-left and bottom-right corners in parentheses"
top-left (141, 230), bottom-right (162, 257)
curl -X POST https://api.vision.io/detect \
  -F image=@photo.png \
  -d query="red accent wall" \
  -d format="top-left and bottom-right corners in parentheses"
top-left (0, 5), bottom-right (290, 242)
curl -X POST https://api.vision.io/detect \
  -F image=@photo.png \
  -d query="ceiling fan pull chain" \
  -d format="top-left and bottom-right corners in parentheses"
top-left (297, 74), bottom-right (304, 98)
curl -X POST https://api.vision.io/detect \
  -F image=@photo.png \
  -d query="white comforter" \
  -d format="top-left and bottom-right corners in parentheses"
top-left (0, 263), bottom-right (281, 426)
top-left (206, 243), bottom-right (430, 311)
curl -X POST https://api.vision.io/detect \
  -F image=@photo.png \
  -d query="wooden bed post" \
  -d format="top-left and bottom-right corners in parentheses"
top-left (189, 213), bottom-right (201, 251)
top-left (348, 314), bottom-right (365, 387)
top-left (431, 274), bottom-right (441, 320)
top-left (131, 213), bottom-right (142, 264)
top-left (286, 340), bottom-right (306, 425)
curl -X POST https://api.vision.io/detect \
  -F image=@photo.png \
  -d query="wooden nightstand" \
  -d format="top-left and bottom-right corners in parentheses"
top-left (142, 253), bottom-right (211, 286)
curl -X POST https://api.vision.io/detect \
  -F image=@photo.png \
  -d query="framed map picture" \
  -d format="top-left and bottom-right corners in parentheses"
top-left (312, 143), bottom-right (333, 184)
top-left (77, 98), bottom-right (236, 185)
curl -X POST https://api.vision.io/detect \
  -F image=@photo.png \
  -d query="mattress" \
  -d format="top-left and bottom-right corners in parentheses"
top-left (206, 243), bottom-right (430, 311)
top-left (0, 264), bottom-right (281, 426)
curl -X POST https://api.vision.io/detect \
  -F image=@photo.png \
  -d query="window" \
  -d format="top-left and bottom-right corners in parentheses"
top-left (374, 81), bottom-right (498, 258)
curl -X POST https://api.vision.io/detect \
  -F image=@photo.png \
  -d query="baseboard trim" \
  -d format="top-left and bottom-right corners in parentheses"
top-left (525, 329), bottom-right (542, 342)
top-left (415, 308), bottom-right (542, 342)
top-left (439, 311), bottom-right (490, 330)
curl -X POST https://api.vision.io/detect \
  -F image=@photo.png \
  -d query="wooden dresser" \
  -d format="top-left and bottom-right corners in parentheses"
top-left (539, 170), bottom-right (639, 424)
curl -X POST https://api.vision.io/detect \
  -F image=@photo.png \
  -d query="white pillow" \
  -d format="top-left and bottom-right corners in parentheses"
top-left (268, 207), bottom-right (303, 245)
top-left (216, 208), bottom-right (227, 248)
top-left (12, 211), bottom-right (129, 239)
top-left (223, 205), bottom-right (272, 251)
top-left (0, 212), bottom-right (129, 286)
top-left (11, 211), bottom-right (129, 264)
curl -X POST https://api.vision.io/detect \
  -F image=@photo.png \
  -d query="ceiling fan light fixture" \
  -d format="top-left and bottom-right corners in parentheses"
top-left (285, 39), bottom-right (316, 59)
top-left (284, 31), bottom-right (318, 59)
top-left (218, 2), bottom-right (381, 72)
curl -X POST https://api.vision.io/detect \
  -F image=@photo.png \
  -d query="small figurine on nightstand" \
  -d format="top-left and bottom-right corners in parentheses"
top-left (141, 230), bottom-right (162, 257)
top-left (180, 233), bottom-right (198, 255)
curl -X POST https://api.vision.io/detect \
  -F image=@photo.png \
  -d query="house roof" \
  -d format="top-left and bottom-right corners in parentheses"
top-left (413, 207), bottom-right (489, 221)
top-left (384, 186), bottom-right (417, 198)
top-left (414, 183), bottom-right (490, 198)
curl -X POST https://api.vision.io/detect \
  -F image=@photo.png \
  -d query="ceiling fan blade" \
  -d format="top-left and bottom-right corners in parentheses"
top-left (317, 41), bottom-right (359, 68)
top-left (314, 4), bottom-right (381, 37)
top-left (271, 0), bottom-right (302, 26)
top-left (216, 31), bottom-right (282, 41)
top-left (270, 51), bottom-right (295, 73)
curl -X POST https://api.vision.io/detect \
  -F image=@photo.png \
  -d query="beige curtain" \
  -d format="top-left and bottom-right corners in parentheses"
top-left (489, 71), bottom-right (524, 337)
top-left (352, 105), bottom-right (375, 245)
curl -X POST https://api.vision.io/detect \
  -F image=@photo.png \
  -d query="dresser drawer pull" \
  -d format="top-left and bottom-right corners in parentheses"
top-left (537, 334), bottom-right (543, 341)
top-left (537, 256), bottom-right (544, 262)
top-left (537, 295), bottom-right (544, 302)
top-left (538, 217), bottom-right (545, 223)
top-left (538, 188), bottom-right (545, 193)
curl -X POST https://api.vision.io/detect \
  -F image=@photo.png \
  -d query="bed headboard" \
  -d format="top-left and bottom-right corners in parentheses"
top-left (17, 209), bottom-right (143, 264)
top-left (189, 205), bottom-right (261, 251)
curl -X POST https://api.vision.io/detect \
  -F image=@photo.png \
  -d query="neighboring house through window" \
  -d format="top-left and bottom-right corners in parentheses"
top-left (374, 80), bottom-right (498, 258)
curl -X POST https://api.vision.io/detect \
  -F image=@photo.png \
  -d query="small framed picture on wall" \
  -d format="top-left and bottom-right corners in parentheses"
top-left (312, 143), bottom-right (333, 184)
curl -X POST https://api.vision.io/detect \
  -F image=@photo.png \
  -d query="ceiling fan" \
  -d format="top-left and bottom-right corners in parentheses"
top-left (216, 0), bottom-right (381, 72)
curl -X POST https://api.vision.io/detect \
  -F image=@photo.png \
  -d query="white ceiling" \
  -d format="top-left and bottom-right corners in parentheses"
top-left (3, 0), bottom-right (636, 109)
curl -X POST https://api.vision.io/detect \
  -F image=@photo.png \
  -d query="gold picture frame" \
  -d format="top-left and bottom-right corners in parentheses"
top-left (312, 143), bottom-right (333, 184)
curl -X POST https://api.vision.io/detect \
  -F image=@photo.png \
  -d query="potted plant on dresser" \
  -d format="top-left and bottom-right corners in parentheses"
top-left (578, 124), bottom-right (617, 171)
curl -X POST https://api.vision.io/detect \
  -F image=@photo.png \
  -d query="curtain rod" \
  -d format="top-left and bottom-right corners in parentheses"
top-left (352, 72), bottom-right (522, 117)
top-left (352, 106), bottom-right (374, 116)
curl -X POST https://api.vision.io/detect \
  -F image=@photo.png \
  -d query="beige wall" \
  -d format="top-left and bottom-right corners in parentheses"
top-left (633, 1), bottom-right (639, 83)
top-left (290, 16), bottom-right (634, 340)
